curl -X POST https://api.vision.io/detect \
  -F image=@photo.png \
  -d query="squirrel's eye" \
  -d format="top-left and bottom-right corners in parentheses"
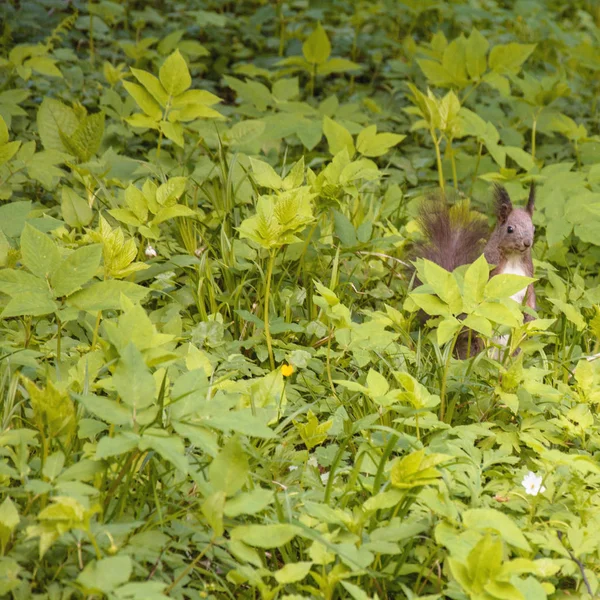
top-left (507, 226), bottom-right (514, 234)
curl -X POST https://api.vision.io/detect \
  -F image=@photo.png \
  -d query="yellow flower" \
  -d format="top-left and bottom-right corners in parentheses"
top-left (281, 364), bottom-right (294, 377)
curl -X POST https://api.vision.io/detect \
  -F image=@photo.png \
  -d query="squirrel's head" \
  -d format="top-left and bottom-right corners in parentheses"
top-left (493, 184), bottom-right (535, 255)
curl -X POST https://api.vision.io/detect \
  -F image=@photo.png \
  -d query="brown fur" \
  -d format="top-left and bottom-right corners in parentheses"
top-left (484, 184), bottom-right (536, 316)
top-left (413, 184), bottom-right (537, 357)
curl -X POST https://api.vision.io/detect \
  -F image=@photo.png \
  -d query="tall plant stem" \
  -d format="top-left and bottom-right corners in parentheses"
top-left (264, 251), bottom-right (276, 370)
top-left (432, 131), bottom-right (445, 192)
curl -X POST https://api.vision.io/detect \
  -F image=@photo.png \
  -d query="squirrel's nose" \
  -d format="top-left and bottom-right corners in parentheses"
top-left (523, 240), bottom-right (531, 248)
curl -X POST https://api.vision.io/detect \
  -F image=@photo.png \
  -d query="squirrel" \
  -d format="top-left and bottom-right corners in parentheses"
top-left (412, 184), bottom-right (536, 357)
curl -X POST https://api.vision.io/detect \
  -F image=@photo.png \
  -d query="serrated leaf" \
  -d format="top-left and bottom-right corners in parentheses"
top-left (303, 22), bottom-right (331, 65)
top-left (159, 50), bottom-right (191, 96)
top-left (323, 116), bottom-right (354, 157)
top-left (61, 187), bottom-right (93, 228)
top-left (209, 437), bottom-right (249, 496)
top-left (50, 244), bottom-right (102, 297)
top-left (250, 157), bottom-right (282, 189)
top-left (20, 223), bottom-right (60, 279)
top-left (130, 67), bottom-right (168, 106)
top-left (489, 43), bottom-right (536, 74)
top-left (37, 98), bottom-right (78, 154)
top-left (68, 280), bottom-right (149, 312)
top-left (60, 112), bottom-right (105, 162)
top-left (1, 292), bottom-right (57, 318)
top-left (113, 343), bottom-right (156, 411)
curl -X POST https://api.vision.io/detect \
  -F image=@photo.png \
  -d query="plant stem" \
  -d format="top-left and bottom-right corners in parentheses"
top-left (439, 329), bottom-right (461, 422)
top-left (448, 137), bottom-right (458, 190)
top-left (264, 251), bottom-right (276, 370)
top-left (432, 132), bottom-right (445, 192)
top-left (91, 311), bottom-right (102, 350)
top-left (165, 539), bottom-right (215, 594)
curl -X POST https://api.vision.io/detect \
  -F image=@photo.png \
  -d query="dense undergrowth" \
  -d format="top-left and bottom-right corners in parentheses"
top-left (0, 0), bottom-right (600, 598)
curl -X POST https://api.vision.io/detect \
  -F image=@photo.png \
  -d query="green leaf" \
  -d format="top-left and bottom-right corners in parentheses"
top-left (51, 244), bottom-right (102, 297)
top-left (159, 50), bottom-right (191, 96)
top-left (20, 223), bottom-right (60, 279)
top-left (113, 343), bottom-right (156, 411)
top-left (230, 523), bottom-right (301, 548)
top-left (302, 22), bottom-right (331, 65)
top-left (437, 317), bottom-right (463, 345)
top-left (274, 561), bottom-right (312, 584)
top-left (37, 98), bottom-right (78, 154)
top-left (0, 269), bottom-right (47, 295)
top-left (77, 555), bottom-right (132, 594)
top-left (1, 292), bottom-right (57, 318)
top-left (61, 112), bottom-right (105, 161)
top-left (224, 488), bottom-right (274, 518)
top-left (209, 437), bottom-right (249, 496)
top-left (67, 280), bottom-right (149, 311)
top-left (465, 28), bottom-right (489, 80)
top-left (202, 491), bottom-right (225, 537)
top-left (463, 509), bottom-right (531, 552)
top-left (250, 157), bottom-right (282, 189)
top-left (323, 117), bottom-right (354, 157)
top-left (139, 428), bottom-right (188, 474)
top-left (130, 67), bottom-right (169, 106)
top-left (0, 497), bottom-right (19, 552)
top-left (75, 394), bottom-right (133, 426)
top-left (485, 275), bottom-right (535, 300)
top-left (356, 125), bottom-right (405, 157)
top-left (489, 43), bottom-right (536, 74)
top-left (463, 254), bottom-right (489, 310)
top-left (61, 187), bottom-right (93, 228)
top-left (156, 177), bottom-right (187, 206)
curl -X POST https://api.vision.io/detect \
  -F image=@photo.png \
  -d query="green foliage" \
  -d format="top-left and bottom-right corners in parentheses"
top-left (0, 1), bottom-right (599, 599)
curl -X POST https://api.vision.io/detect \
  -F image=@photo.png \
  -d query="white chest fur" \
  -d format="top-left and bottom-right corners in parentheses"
top-left (500, 256), bottom-right (528, 304)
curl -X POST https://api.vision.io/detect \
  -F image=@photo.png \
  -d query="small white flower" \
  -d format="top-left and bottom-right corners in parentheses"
top-left (521, 471), bottom-right (546, 496)
top-left (320, 471), bottom-right (330, 485)
top-left (307, 456), bottom-right (318, 468)
top-left (288, 465), bottom-right (298, 472)
top-left (145, 244), bottom-right (157, 258)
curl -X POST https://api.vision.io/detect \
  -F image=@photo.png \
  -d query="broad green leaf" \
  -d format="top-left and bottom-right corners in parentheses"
top-left (51, 244), bottom-right (102, 297)
top-left (463, 509), bottom-right (531, 551)
top-left (156, 177), bottom-right (187, 206)
top-left (0, 497), bottom-right (19, 552)
top-left (323, 117), bottom-right (354, 157)
top-left (152, 204), bottom-right (196, 224)
top-left (77, 555), bottom-right (132, 594)
top-left (409, 292), bottom-right (449, 316)
top-left (224, 489), bottom-right (274, 518)
top-left (489, 43), bottom-right (536, 74)
top-left (67, 280), bottom-right (149, 311)
top-left (60, 112), bottom-right (105, 161)
top-left (0, 116), bottom-right (8, 145)
top-left (230, 523), bottom-right (300, 548)
top-left (123, 81), bottom-right (162, 121)
top-left (139, 428), bottom-right (188, 474)
top-left (42, 451), bottom-right (65, 481)
top-left (484, 275), bottom-right (535, 300)
top-left (113, 343), bottom-right (156, 411)
top-left (465, 28), bottom-right (489, 79)
top-left (130, 67), bottom-right (169, 106)
top-left (1, 291), bottom-right (57, 318)
top-left (250, 157), bottom-right (282, 189)
top-left (462, 314), bottom-right (492, 337)
top-left (209, 437), bottom-right (249, 496)
top-left (159, 50), bottom-right (191, 96)
top-left (302, 22), bottom-right (331, 65)
top-left (96, 434), bottom-right (139, 459)
top-left (366, 369), bottom-right (389, 397)
top-left (274, 561), bottom-right (312, 584)
top-left (75, 394), bottom-right (133, 426)
top-left (61, 187), bottom-right (93, 227)
top-left (20, 223), bottom-right (60, 279)
top-left (202, 491), bottom-right (225, 537)
top-left (37, 98), bottom-right (78, 154)
top-left (0, 141), bottom-right (20, 166)
top-left (356, 125), bottom-right (405, 157)
top-left (437, 316), bottom-right (463, 345)
top-left (159, 120), bottom-right (184, 147)
top-left (0, 269), bottom-right (47, 295)
top-left (463, 254), bottom-right (489, 310)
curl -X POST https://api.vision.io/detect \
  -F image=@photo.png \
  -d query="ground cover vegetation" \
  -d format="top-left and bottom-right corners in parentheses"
top-left (0, 0), bottom-right (599, 598)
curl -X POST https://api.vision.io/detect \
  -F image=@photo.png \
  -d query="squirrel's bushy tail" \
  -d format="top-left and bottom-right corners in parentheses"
top-left (412, 192), bottom-right (489, 273)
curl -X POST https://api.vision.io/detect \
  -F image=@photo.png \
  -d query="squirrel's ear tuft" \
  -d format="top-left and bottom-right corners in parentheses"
top-left (526, 182), bottom-right (535, 215)
top-left (493, 184), bottom-right (512, 223)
